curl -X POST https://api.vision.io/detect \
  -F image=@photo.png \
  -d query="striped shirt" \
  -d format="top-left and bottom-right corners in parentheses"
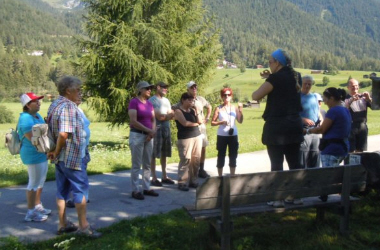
top-left (47, 96), bottom-right (84, 170)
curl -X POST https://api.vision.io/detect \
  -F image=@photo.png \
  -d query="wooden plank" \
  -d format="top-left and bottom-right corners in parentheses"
top-left (186, 195), bottom-right (361, 221)
top-left (195, 165), bottom-right (366, 210)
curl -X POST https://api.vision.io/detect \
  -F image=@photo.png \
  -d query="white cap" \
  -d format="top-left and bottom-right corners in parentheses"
top-left (315, 93), bottom-right (323, 102)
top-left (186, 81), bottom-right (196, 89)
top-left (20, 93), bottom-right (44, 107)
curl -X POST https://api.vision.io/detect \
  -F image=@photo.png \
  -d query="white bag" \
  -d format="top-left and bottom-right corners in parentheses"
top-left (5, 128), bottom-right (21, 155)
top-left (31, 124), bottom-right (56, 153)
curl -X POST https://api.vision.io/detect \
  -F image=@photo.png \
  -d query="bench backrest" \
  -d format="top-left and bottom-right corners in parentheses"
top-left (195, 164), bottom-right (367, 210)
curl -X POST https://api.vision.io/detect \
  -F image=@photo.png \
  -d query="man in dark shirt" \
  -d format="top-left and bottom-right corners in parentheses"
top-left (344, 78), bottom-right (373, 152)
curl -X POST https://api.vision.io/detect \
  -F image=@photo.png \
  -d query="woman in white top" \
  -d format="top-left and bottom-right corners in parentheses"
top-left (211, 88), bottom-right (243, 176)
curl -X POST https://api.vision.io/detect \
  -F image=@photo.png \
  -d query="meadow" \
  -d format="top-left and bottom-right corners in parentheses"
top-left (1, 68), bottom-right (379, 188)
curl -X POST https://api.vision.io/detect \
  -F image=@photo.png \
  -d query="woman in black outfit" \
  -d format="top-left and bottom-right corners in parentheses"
top-left (252, 49), bottom-right (303, 171)
top-left (174, 92), bottom-right (203, 191)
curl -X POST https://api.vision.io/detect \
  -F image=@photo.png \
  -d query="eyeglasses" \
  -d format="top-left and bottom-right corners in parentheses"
top-left (190, 85), bottom-right (197, 89)
top-left (143, 87), bottom-right (153, 91)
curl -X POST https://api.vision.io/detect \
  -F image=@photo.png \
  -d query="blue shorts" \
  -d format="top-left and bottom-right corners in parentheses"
top-left (55, 160), bottom-right (89, 204)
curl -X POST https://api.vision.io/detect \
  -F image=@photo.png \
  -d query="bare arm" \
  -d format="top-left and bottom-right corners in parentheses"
top-left (205, 104), bottom-right (212, 123)
top-left (211, 106), bottom-right (226, 126)
top-left (308, 117), bottom-right (333, 135)
top-left (174, 109), bottom-right (200, 127)
top-left (252, 81), bottom-right (273, 101)
top-left (235, 104), bottom-right (243, 124)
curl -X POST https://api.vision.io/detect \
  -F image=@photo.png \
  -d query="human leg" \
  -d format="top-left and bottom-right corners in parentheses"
top-left (198, 124), bottom-right (209, 178)
top-left (321, 154), bottom-right (345, 167)
top-left (129, 132), bottom-right (145, 193)
top-left (228, 136), bottom-right (239, 170)
top-left (190, 136), bottom-right (202, 185)
top-left (142, 139), bottom-right (153, 192)
top-left (355, 122), bottom-right (368, 152)
top-left (177, 138), bottom-right (191, 186)
top-left (266, 145), bottom-right (284, 171)
top-left (284, 143), bottom-right (302, 170)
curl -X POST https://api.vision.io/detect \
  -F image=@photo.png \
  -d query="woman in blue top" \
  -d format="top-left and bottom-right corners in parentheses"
top-left (18, 93), bottom-right (51, 222)
top-left (306, 88), bottom-right (352, 167)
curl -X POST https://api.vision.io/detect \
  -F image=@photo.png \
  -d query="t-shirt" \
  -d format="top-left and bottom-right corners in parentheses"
top-left (128, 97), bottom-right (154, 129)
top-left (148, 95), bottom-right (171, 129)
top-left (300, 93), bottom-right (320, 125)
top-left (18, 112), bottom-right (47, 165)
top-left (78, 107), bottom-right (90, 157)
top-left (322, 106), bottom-right (352, 156)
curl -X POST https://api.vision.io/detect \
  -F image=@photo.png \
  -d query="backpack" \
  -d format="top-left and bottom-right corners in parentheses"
top-left (31, 124), bottom-right (56, 153)
top-left (5, 120), bottom-right (24, 155)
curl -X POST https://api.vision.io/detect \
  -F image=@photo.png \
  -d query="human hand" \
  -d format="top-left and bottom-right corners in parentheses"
top-left (238, 103), bottom-right (243, 112)
top-left (302, 118), bottom-right (315, 127)
top-left (260, 70), bottom-right (271, 79)
top-left (362, 92), bottom-right (371, 101)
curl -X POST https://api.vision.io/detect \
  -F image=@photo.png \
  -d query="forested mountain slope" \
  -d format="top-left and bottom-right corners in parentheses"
top-left (204, 0), bottom-right (380, 70)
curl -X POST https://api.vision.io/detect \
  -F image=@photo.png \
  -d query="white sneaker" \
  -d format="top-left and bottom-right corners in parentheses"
top-left (25, 210), bottom-right (48, 222)
top-left (35, 204), bottom-right (52, 215)
top-left (267, 200), bottom-right (284, 208)
top-left (285, 198), bottom-right (303, 205)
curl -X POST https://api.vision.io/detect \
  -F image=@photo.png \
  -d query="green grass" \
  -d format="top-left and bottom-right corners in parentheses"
top-left (1, 67), bottom-right (380, 188)
top-left (1, 191), bottom-right (379, 250)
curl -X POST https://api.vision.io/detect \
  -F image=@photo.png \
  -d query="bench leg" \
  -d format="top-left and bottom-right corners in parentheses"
top-left (209, 222), bottom-right (217, 244)
top-left (316, 208), bottom-right (325, 222)
top-left (220, 221), bottom-right (233, 250)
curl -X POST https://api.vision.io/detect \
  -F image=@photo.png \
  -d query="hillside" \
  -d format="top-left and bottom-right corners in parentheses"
top-left (204, 0), bottom-right (380, 70)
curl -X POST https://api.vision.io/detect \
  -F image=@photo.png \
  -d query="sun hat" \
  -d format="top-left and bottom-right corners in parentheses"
top-left (20, 93), bottom-right (44, 107)
top-left (136, 81), bottom-right (154, 95)
top-left (186, 81), bottom-right (196, 89)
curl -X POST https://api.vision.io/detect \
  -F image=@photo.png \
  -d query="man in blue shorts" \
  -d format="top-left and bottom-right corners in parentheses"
top-left (47, 76), bottom-right (101, 238)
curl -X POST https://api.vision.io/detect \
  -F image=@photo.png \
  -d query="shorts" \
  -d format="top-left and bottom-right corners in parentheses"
top-left (152, 126), bottom-right (172, 158)
top-left (199, 123), bottom-right (209, 147)
top-left (55, 160), bottom-right (89, 204)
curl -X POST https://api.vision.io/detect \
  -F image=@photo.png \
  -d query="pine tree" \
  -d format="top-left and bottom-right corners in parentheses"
top-left (77, 0), bottom-right (221, 126)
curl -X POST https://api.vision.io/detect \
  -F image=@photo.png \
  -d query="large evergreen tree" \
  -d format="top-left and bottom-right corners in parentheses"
top-left (78, 0), bottom-right (221, 126)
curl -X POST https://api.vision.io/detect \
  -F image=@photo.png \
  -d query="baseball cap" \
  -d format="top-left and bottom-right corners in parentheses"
top-left (136, 81), bottom-right (154, 94)
top-left (20, 93), bottom-right (44, 107)
top-left (156, 82), bottom-right (169, 88)
top-left (315, 93), bottom-right (323, 102)
top-left (186, 81), bottom-right (196, 89)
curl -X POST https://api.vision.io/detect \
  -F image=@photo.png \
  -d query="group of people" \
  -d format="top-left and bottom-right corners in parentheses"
top-left (15, 48), bottom-right (372, 236)
top-left (127, 80), bottom-right (243, 197)
top-left (251, 49), bottom-right (372, 207)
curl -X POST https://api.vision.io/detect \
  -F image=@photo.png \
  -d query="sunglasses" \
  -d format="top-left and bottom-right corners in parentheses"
top-left (142, 87), bottom-right (153, 91)
top-left (190, 85), bottom-right (197, 89)
top-left (223, 93), bottom-right (231, 97)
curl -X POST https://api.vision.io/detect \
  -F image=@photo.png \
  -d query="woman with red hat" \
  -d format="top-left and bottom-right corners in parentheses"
top-left (18, 92), bottom-right (51, 221)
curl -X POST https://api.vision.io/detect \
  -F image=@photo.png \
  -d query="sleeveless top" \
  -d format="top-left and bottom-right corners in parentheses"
top-left (175, 109), bottom-right (201, 139)
top-left (217, 105), bottom-right (238, 136)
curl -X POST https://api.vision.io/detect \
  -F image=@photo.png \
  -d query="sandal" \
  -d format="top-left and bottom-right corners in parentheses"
top-left (57, 221), bottom-right (78, 235)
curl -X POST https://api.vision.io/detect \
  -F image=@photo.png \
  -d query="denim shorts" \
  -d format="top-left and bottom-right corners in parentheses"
top-left (321, 154), bottom-right (345, 167)
top-left (55, 160), bottom-right (89, 204)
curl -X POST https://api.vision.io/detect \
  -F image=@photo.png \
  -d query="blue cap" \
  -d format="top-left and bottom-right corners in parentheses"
top-left (271, 49), bottom-right (287, 66)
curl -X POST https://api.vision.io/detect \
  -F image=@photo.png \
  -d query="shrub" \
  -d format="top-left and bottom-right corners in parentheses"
top-left (0, 105), bottom-right (14, 123)
top-left (359, 80), bottom-right (372, 88)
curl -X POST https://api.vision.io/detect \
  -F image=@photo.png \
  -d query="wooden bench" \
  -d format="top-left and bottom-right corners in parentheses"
top-left (184, 164), bottom-right (367, 250)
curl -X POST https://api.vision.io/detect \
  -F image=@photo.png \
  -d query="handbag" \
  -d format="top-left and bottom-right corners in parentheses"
top-left (5, 120), bottom-right (24, 155)
top-left (31, 124), bottom-right (56, 153)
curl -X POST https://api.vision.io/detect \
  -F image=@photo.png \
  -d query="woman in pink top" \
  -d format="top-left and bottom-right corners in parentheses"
top-left (128, 81), bottom-right (158, 200)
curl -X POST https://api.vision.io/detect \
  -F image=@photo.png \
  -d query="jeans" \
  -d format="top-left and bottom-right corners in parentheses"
top-left (300, 134), bottom-right (321, 168)
top-left (321, 154), bottom-right (345, 167)
top-left (129, 132), bottom-right (153, 192)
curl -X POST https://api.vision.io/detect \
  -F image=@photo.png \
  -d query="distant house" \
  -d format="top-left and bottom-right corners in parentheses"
top-left (311, 70), bottom-right (323, 74)
top-left (256, 65), bottom-right (263, 69)
top-left (27, 50), bottom-right (43, 56)
top-left (363, 75), bottom-right (369, 79)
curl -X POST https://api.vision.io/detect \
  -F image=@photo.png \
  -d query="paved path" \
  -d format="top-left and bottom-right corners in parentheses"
top-left (1, 135), bottom-right (379, 242)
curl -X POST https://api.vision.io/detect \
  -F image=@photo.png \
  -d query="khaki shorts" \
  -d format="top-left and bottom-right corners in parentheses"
top-left (199, 123), bottom-right (209, 147)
